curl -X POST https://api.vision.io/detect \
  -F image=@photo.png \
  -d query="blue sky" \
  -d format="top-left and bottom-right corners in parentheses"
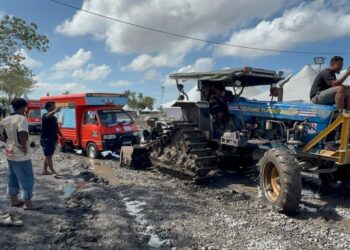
top-left (1, 0), bottom-right (350, 107)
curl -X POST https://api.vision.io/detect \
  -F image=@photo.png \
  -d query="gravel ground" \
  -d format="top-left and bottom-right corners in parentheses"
top-left (0, 135), bottom-right (350, 249)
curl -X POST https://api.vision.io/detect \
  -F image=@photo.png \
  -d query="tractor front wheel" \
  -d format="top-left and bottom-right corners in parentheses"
top-left (259, 149), bottom-right (301, 213)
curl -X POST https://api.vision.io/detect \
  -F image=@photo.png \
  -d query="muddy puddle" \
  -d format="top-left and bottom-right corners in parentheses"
top-left (63, 178), bottom-right (86, 198)
top-left (89, 160), bottom-right (142, 186)
top-left (122, 196), bottom-right (167, 248)
top-left (90, 162), bottom-right (119, 185)
top-left (85, 160), bottom-right (167, 248)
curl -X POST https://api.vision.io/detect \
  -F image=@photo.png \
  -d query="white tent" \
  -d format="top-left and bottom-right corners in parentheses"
top-left (143, 107), bottom-right (151, 112)
top-left (162, 84), bottom-right (200, 108)
top-left (163, 83), bottom-right (263, 108)
top-left (338, 69), bottom-right (350, 86)
top-left (123, 104), bottom-right (135, 112)
top-left (230, 86), bottom-right (262, 99)
top-left (253, 65), bottom-right (317, 102)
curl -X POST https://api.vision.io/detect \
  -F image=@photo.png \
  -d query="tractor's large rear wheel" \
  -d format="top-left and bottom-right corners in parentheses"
top-left (259, 149), bottom-right (301, 213)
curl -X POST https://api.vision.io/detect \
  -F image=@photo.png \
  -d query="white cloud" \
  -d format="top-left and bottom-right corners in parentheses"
top-left (35, 70), bottom-right (68, 81)
top-left (53, 48), bottom-right (91, 71)
top-left (143, 69), bottom-right (161, 81)
top-left (122, 51), bottom-right (186, 72)
top-left (57, 0), bottom-right (285, 70)
top-left (177, 58), bottom-right (214, 73)
top-left (215, 1), bottom-right (350, 58)
top-left (72, 64), bottom-right (111, 81)
top-left (164, 57), bottom-right (214, 86)
top-left (21, 50), bottom-right (42, 68)
top-left (40, 49), bottom-right (111, 81)
top-left (33, 82), bottom-right (92, 97)
top-left (108, 80), bottom-right (132, 87)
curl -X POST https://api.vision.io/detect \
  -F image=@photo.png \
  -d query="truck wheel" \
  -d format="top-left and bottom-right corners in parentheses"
top-left (259, 149), bottom-right (301, 213)
top-left (57, 143), bottom-right (66, 153)
top-left (87, 142), bottom-right (99, 159)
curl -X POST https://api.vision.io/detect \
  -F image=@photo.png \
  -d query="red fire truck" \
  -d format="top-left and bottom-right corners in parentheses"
top-left (26, 100), bottom-right (42, 133)
top-left (40, 93), bottom-right (140, 158)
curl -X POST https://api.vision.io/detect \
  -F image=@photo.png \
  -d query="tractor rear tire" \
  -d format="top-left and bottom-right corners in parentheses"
top-left (259, 148), bottom-right (301, 213)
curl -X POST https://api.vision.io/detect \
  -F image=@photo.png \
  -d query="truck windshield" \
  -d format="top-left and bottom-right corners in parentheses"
top-left (98, 110), bottom-right (133, 127)
top-left (29, 109), bottom-right (41, 118)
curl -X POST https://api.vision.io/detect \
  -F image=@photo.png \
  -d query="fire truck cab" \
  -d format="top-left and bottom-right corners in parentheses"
top-left (26, 100), bottom-right (42, 133)
top-left (40, 93), bottom-right (140, 158)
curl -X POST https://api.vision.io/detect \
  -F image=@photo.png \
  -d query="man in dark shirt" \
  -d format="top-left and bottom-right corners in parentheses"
top-left (310, 56), bottom-right (350, 110)
top-left (41, 101), bottom-right (64, 175)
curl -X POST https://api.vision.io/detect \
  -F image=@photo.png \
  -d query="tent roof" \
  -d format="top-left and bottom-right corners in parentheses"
top-left (232, 86), bottom-right (262, 99)
top-left (163, 83), bottom-right (263, 108)
top-left (338, 69), bottom-right (350, 86)
top-left (162, 84), bottom-right (200, 108)
top-left (123, 104), bottom-right (135, 111)
top-left (253, 65), bottom-right (317, 102)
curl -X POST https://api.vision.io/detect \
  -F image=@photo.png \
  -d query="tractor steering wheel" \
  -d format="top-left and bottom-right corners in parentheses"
top-left (231, 80), bottom-right (244, 97)
top-left (233, 86), bottom-right (244, 97)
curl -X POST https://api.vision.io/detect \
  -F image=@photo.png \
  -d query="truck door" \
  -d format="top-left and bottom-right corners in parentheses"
top-left (81, 110), bottom-right (101, 150)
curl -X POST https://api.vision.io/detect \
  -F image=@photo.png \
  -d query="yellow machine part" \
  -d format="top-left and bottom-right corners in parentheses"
top-left (303, 114), bottom-right (350, 165)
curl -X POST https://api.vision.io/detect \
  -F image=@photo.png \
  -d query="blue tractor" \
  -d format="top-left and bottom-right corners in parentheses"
top-left (121, 67), bottom-right (350, 213)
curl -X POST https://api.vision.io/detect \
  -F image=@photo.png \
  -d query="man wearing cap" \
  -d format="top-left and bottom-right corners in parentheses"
top-left (143, 116), bottom-right (163, 141)
top-left (0, 98), bottom-right (40, 210)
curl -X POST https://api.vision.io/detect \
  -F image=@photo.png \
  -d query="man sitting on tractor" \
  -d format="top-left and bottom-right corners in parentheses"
top-left (207, 83), bottom-right (235, 137)
top-left (143, 116), bottom-right (163, 141)
top-left (310, 56), bottom-right (350, 110)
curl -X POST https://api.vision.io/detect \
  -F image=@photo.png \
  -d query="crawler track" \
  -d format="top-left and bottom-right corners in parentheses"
top-left (149, 122), bottom-right (218, 181)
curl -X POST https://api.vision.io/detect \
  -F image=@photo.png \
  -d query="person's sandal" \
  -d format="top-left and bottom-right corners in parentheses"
top-left (0, 213), bottom-right (23, 227)
top-left (23, 204), bottom-right (42, 211)
top-left (11, 201), bottom-right (24, 207)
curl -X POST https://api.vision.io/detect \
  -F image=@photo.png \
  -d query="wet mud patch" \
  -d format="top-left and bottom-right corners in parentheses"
top-left (51, 192), bottom-right (101, 249)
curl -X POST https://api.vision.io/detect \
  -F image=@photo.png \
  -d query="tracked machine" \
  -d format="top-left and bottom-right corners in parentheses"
top-left (121, 67), bottom-right (350, 213)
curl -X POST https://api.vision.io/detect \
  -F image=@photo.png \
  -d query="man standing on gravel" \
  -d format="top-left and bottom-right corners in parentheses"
top-left (41, 101), bottom-right (65, 176)
top-left (0, 98), bottom-right (39, 210)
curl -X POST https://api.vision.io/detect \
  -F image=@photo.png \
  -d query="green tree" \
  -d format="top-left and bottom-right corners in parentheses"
top-left (0, 15), bottom-right (49, 70)
top-left (125, 90), bottom-right (137, 108)
top-left (124, 90), bottom-right (155, 109)
top-left (141, 96), bottom-right (155, 110)
top-left (0, 15), bottom-right (49, 103)
top-left (0, 69), bottom-right (37, 103)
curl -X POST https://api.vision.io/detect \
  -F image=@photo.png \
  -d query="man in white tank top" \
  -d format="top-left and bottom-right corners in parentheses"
top-left (0, 98), bottom-right (40, 210)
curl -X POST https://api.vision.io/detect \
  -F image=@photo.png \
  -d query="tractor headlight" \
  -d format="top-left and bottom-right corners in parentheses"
top-left (133, 132), bottom-right (140, 137)
top-left (103, 134), bottom-right (117, 140)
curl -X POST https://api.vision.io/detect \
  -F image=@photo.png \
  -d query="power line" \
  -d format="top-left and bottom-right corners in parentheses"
top-left (50, 0), bottom-right (350, 55)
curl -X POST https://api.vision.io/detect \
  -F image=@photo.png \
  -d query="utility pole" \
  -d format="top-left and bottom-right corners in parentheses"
top-left (160, 84), bottom-right (165, 111)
